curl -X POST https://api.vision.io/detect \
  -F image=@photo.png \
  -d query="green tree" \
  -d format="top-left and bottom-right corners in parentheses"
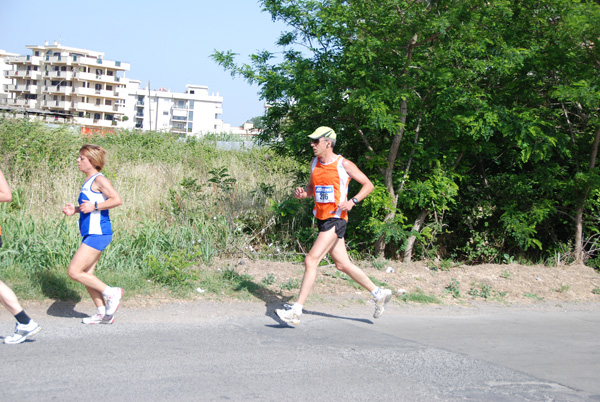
top-left (213, 0), bottom-right (600, 264)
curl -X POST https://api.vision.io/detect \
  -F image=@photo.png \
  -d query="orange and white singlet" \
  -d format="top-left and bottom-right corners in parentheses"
top-left (311, 155), bottom-right (351, 221)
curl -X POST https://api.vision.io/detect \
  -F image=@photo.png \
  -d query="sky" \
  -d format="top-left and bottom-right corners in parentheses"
top-left (1, 0), bottom-right (289, 126)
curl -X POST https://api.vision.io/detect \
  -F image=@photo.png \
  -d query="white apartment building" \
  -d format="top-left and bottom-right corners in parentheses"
top-left (125, 80), bottom-right (225, 135)
top-left (1, 41), bottom-right (246, 134)
top-left (0, 49), bottom-right (18, 105)
top-left (2, 41), bottom-right (130, 129)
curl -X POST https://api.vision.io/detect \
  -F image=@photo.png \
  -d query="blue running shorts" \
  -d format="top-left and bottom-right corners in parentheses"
top-left (82, 234), bottom-right (113, 251)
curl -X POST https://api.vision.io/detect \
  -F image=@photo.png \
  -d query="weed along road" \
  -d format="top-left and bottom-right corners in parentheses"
top-left (1, 300), bottom-right (599, 401)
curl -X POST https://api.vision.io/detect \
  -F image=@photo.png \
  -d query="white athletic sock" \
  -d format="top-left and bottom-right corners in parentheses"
top-left (292, 302), bottom-right (303, 315)
top-left (97, 306), bottom-right (106, 316)
top-left (101, 286), bottom-right (113, 298)
top-left (371, 287), bottom-right (382, 299)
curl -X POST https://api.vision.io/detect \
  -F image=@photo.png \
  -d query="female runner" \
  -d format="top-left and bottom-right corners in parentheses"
top-left (63, 144), bottom-right (123, 324)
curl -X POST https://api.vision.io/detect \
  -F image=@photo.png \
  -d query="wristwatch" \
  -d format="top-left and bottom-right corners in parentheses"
top-left (94, 201), bottom-right (99, 211)
top-left (352, 197), bottom-right (359, 205)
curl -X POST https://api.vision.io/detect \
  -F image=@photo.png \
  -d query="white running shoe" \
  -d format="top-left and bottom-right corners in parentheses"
top-left (275, 307), bottom-right (301, 325)
top-left (82, 313), bottom-right (115, 325)
top-left (4, 320), bottom-right (42, 344)
top-left (373, 288), bottom-right (393, 319)
top-left (105, 288), bottom-right (123, 316)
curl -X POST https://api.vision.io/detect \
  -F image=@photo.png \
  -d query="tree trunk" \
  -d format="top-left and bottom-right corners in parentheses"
top-left (574, 127), bottom-right (600, 264)
top-left (574, 207), bottom-right (584, 264)
top-left (403, 209), bottom-right (430, 262)
top-left (374, 98), bottom-right (408, 256)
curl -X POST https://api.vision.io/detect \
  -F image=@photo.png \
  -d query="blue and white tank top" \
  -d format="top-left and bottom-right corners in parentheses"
top-left (78, 173), bottom-right (112, 236)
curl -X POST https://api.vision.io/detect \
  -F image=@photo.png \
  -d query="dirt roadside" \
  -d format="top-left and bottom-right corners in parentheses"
top-left (8, 259), bottom-right (600, 318)
top-left (208, 258), bottom-right (600, 308)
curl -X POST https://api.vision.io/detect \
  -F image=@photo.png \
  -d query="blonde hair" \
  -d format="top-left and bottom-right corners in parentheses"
top-left (80, 144), bottom-right (107, 171)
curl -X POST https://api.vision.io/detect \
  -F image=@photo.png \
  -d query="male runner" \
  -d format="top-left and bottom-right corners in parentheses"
top-left (275, 126), bottom-right (392, 325)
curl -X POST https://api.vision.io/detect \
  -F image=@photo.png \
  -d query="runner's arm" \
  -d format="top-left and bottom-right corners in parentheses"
top-left (338, 159), bottom-right (374, 211)
top-left (80, 175), bottom-right (122, 214)
top-left (0, 170), bottom-right (12, 203)
top-left (295, 175), bottom-right (314, 199)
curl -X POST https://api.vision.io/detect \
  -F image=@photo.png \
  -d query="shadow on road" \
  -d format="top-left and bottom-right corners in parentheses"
top-left (33, 270), bottom-right (86, 318)
top-left (302, 309), bottom-right (373, 325)
top-left (46, 300), bottom-right (88, 318)
top-left (225, 264), bottom-right (373, 327)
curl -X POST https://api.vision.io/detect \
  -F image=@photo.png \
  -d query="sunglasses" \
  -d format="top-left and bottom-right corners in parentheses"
top-left (311, 138), bottom-right (324, 144)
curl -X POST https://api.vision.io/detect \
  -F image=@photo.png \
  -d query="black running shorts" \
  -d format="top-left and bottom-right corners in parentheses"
top-left (317, 218), bottom-right (347, 239)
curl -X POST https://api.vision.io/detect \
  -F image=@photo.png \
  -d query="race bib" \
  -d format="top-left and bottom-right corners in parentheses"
top-left (315, 185), bottom-right (335, 203)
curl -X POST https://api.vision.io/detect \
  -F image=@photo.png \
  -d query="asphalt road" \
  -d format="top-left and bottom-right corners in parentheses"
top-left (1, 300), bottom-right (599, 401)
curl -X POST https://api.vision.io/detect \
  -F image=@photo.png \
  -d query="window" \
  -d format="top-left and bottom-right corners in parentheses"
top-left (106, 85), bottom-right (113, 91)
top-left (163, 111), bottom-right (168, 115)
top-left (94, 113), bottom-right (101, 120)
top-left (189, 100), bottom-right (194, 108)
top-left (105, 100), bottom-right (112, 106)
top-left (188, 111), bottom-right (193, 120)
top-left (95, 84), bottom-right (102, 91)
top-left (107, 71), bottom-right (114, 76)
top-left (190, 90), bottom-right (195, 94)
top-left (96, 99), bottom-right (101, 105)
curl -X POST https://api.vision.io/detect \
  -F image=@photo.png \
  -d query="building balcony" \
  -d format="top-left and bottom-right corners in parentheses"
top-left (6, 84), bottom-right (38, 93)
top-left (73, 102), bottom-right (122, 114)
top-left (8, 55), bottom-right (41, 66)
top-left (44, 54), bottom-right (67, 64)
top-left (7, 70), bottom-right (23, 79)
top-left (12, 70), bottom-right (42, 80)
top-left (5, 99), bottom-right (37, 108)
top-left (72, 58), bottom-right (130, 71)
top-left (76, 87), bottom-right (125, 99)
top-left (44, 70), bottom-right (76, 80)
top-left (75, 71), bottom-right (126, 84)
top-left (43, 100), bottom-right (73, 110)
top-left (44, 85), bottom-right (74, 95)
